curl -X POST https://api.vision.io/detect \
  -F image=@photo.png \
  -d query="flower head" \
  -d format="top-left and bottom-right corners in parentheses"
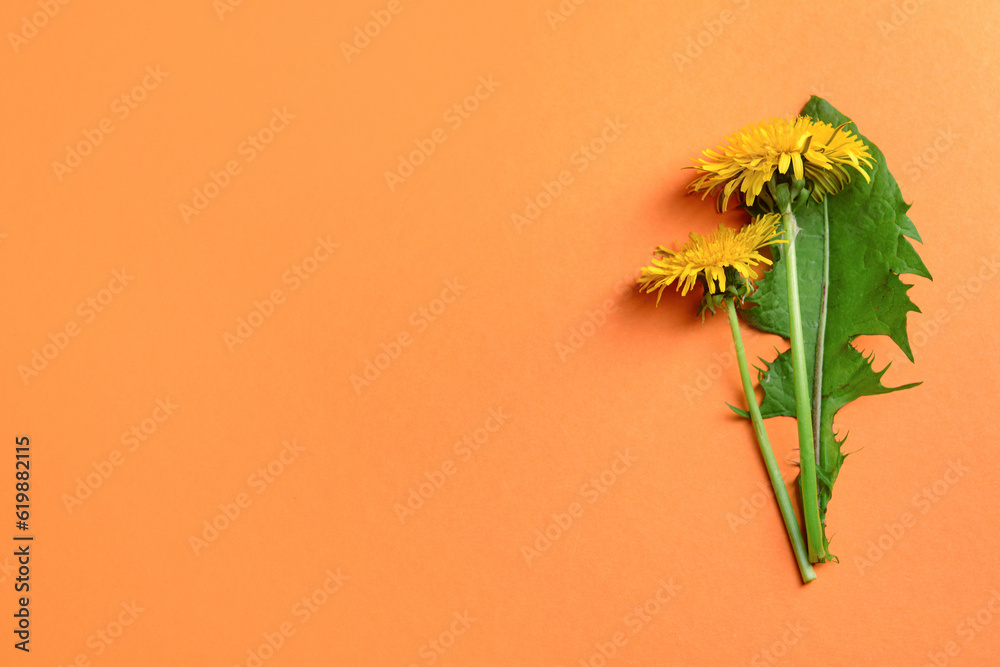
top-left (687, 116), bottom-right (874, 211)
top-left (638, 213), bottom-right (787, 304)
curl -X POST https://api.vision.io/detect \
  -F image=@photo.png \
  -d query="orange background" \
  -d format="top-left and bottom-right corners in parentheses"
top-left (2, 0), bottom-right (999, 664)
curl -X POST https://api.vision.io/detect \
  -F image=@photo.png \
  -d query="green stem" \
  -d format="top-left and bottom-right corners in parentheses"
top-left (812, 197), bottom-right (830, 466)
top-left (780, 203), bottom-right (826, 563)
top-left (726, 300), bottom-right (816, 583)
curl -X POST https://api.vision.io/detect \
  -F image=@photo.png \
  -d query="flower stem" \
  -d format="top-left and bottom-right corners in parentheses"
top-left (726, 300), bottom-right (817, 583)
top-left (780, 203), bottom-right (826, 563)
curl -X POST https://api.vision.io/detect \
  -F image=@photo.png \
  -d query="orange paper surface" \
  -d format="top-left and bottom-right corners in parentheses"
top-left (3, 0), bottom-right (999, 665)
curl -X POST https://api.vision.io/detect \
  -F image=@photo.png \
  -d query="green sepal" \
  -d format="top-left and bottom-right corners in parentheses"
top-left (697, 267), bottom-right (752, 321)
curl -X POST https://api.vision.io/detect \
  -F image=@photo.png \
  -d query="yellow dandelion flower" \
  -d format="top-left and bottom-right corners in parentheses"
top-left (687, 116), bottom-right (875, 211)
top-left (638, 213), bottom-right (787, 302)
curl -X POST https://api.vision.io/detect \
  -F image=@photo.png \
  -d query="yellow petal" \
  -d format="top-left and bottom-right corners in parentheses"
top-left (792, 152), bottom-right (804, 180)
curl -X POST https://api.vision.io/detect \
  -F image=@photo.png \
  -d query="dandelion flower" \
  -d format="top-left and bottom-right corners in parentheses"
top-left (687, 116), bottom-right (874, 211)
top-left (638, 213), bottom-right (786, 302)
